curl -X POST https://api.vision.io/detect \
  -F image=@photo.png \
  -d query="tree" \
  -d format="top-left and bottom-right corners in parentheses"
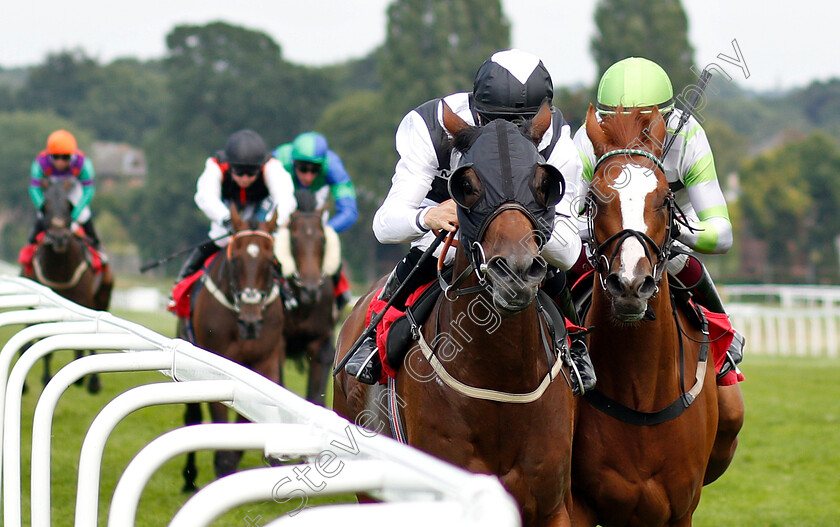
top-left (18, 50), bottom-right (101, 119)
top-left (739, 132), bottom-right (840, 281)
top-left (379, 0), bottom-right (510, 117)
top-left (591, 0), bottom-right (696, 95)
top-left (315, 91), bottom-right (404, 283)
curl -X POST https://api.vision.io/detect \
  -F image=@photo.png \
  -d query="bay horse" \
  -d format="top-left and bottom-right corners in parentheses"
top-left (571, 105), bottom-right (741, 526)
top-left (280, 188), bottom-right (336, 406)
top-left (333, 103), bottom-right (576, 527)
top-left (22, 178), bottom-right (113, 393)
top-left (180, 206), bottom-right (285, 492)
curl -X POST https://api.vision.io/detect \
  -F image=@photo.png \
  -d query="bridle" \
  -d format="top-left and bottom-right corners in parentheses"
top-left (585, 148), bottom-right (678, 292)
top-left (438, 202), bottom-right (547, 302)
top-left (286, 211), bottom-right (326, 289)
top-left (203, 229), bottom-right (280, 313)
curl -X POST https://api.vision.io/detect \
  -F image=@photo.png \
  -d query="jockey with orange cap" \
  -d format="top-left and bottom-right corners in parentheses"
top-left (28, 130), bottom-right (103, 253)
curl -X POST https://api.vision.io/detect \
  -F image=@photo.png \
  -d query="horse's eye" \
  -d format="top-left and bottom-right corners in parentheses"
top-left (461, 179), bottom-right (474, 195)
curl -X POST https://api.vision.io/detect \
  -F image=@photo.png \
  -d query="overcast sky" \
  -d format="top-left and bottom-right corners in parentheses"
top-left (1, 1), bottom-right (834, 93)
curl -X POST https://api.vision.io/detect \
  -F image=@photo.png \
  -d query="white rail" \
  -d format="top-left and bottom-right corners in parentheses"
top-left (0, 276), bottom-right (520, 527)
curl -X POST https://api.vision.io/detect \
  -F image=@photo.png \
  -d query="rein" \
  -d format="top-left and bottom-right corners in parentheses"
top-left (583, 290), bottom-right (711, 425)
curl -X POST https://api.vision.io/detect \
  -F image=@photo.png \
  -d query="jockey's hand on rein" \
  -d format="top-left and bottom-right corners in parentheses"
top-left (424, 200), bottom-right (458, 232)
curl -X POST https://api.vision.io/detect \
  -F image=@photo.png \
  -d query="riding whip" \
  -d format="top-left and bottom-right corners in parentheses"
top-left (661, 68), bottom-right (712, 159)
top-left (334, 229), bottom-right (449, 376)
top-left (139, 233), bottom-right (231, 273)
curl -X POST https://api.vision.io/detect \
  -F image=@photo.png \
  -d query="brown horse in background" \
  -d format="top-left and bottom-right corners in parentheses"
top-left (571, 105), bottom-right (741, 526)
top-left (22, 178), bottom-right (113, 393)
top-left (281, 188), bottom-right (336, 406)
top-left (179, 207), bottom-right (284, 492)
top-left (334, 103), bottom-right (576, 527)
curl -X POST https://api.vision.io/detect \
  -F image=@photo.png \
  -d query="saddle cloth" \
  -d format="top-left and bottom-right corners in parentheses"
top-left (18, 231), bottom-right (106, 276)
top-left (167, 254), bottom-right (219, 319)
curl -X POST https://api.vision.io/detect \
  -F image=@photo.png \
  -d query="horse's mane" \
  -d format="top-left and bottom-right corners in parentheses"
top-left (595, 106), bottom-right (666, 156)
top-left (294, 189), bottom-right (318, 213)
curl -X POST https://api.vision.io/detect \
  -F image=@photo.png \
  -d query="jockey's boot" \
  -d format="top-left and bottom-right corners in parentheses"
top-left (271, 260), bottom-right (298, 310)
top-left (567, 331), bottom-right (597, 396)
top-left (333, 269), bottom-right (352, 312)
top-left (343, 268), bottom-right (400, 385)
top-left (175, 241), bottom-right (218, 284)
top-left (684, 260), bottom-right (746, 378)
top-left (81, 219), bottom-right (108, 265)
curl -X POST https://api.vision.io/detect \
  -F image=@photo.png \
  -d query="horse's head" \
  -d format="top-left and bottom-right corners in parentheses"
top-left (443, 101), bottom-right (564, 315)
top-left (584, 104), bottom-right (675, 322)
top-left (40, 179), bottom-right (74, 252)
top-left (288, 189), bottom-right (327, 306)
top-left (226, 206), bottom-right (280, 339)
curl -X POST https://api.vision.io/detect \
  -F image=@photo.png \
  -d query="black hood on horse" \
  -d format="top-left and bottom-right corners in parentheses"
top-left (448, 118), bottom-right (565, 250)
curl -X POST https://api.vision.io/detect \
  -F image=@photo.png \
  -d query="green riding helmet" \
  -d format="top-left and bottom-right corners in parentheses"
top-left (596, 57), bottom-right (674, 115)
top-left (291, 132), bottom-right (328, 165)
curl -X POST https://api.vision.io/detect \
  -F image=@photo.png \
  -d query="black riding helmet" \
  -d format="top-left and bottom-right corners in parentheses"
top-left (472, 49), bottom-right (554, 123)
top-left (224, 129), bottom-right (269, 173)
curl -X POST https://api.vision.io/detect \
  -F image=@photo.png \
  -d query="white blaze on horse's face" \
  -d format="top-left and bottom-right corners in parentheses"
top-left (610, 164), bottom-right (658, 283)
top-left (246, 243), bottom-right (260, 258)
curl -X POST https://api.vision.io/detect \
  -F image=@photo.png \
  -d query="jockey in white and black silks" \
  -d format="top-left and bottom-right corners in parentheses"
top-left (173, 129), bottom-right (297, 285)
top-left (343, 49), bottom-right (594, 389)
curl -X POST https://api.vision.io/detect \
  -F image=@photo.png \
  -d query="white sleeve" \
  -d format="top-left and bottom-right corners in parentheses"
top-left (542, 124), bottom-right (583, 270)
top-left (263, 158), bottom-right (297, 226)
top-left (372, 109), bottom-right (441, 244)
top-left (194, 158), bottom-right (230, 224)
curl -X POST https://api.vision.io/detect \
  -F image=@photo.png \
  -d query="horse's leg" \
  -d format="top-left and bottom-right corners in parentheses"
top-left (72, 349), bottom-right (85, 386)
top-left (43, 351), bottom-right (53, 387)
top-left (182, 402), bottom-right (203, 493)
top-left (209, 401), bottom-right (244, 478)
top-left (306, 338), bottom-right (334, 406)
top-left (705, 383), bottom-right (745, 484)
top-left (86, 350), bottom-right (101, 394)
top-left (94, 267), bottom-right (114, 311)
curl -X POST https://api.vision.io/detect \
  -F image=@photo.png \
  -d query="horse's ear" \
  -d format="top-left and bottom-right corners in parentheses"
top-left (529, 100), bottom-right (552, 145)
top-left (229, 204), bottom-right (245, 231)
top-left (63, 178), bottom-right (72, 191)
top-left (442, 101), bottom-right (470, 137)
top-left (264, 209), bottom-right (279, 233)
top-left (647, 106), bottom-right (667, 158)
top-left (586, 104), bottom-right (609, 157)
top-left (41, 179), bottom-right (48, 190)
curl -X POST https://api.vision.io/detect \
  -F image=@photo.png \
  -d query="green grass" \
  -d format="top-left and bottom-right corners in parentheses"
top-left (693, 355), bottom-right (840, 526)
top-left (6, 307), bottom-right (840, 525)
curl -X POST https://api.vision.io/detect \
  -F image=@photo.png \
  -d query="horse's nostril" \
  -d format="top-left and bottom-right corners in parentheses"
top-left (638, 276), bottom-right (657, 298)
top-left (605, 274), bottom-right (623, 296)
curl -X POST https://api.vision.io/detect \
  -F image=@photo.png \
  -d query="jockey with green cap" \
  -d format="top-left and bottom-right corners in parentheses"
top-left (273, 132), bottom-right (359, 311)
top-left (574, 57), bottom-right (744, 475)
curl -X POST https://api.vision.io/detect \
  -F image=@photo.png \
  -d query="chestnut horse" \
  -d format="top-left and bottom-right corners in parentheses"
top-left (23, 178), bottom-right (113, 393)
top-left (571, 105), bottom-right (740, 526)
top-left (180, 207), bottom-right (284, 491)
top-left (281, 188), bottom-right (336, 406)
top-left (334, 103), bottom-right (576, 527)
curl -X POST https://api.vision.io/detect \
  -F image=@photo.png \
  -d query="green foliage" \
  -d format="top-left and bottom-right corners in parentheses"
top-left (316, 91), bottom-right (404, 283)
top-left (591, 0), bottom-right (696, 93)
top-left (379, 0), bottom-right (510, 114)
top-left (739, 132), bottom-right (840, 281)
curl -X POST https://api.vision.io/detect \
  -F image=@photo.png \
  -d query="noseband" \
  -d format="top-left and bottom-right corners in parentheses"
top-left (586, 149), bottom-right (676, 292)
top-left (439, 202), bottom-right (546, 301)
top-left (204, 230), bottom-right (280, 313)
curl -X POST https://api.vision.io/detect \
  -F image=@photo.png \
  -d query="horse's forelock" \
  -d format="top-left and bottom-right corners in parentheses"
top-left (294, 188), bottom-right (318, 213)
top-left (597, 107), bottom-right (664, 153)
top-left (452, 125), bottom-right (483, 154)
